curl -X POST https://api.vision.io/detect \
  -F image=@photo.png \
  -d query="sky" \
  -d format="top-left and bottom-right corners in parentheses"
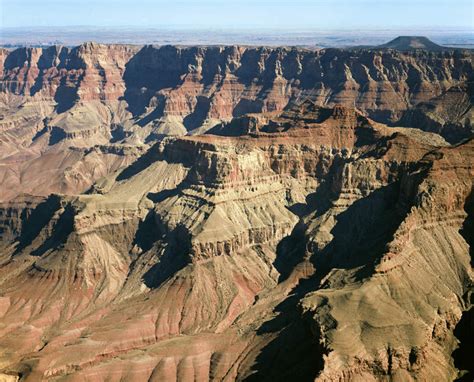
top-left (1, 0), bottom-right (473, 30)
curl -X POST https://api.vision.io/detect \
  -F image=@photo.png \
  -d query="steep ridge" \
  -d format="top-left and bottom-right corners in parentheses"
top-left (399, 80), bottom-right (474, 143)
top-left (0, 41), bottom-right (472, 202)
top-left (1, 41), bottom-right (473, 136)
top-left (0, 102), bottom-right (471, 381)
top-left (300, 138), bottom-right (474, 380)
top-left (0, 43), bottom-right (137, 103)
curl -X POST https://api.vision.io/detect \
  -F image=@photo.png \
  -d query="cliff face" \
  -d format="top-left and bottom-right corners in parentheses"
top-left (0, 43), bottom-right (137, 104)
top-left (1, 43), bottom-right (472, 129)
top-left (0, 43), bottom-right (471, 201)
top-left (0, 40), bottom-right (473, 381)
top-left (0, 102), bottom-right (471, 381)
top-left (399, 81), bottom-right (474, 143)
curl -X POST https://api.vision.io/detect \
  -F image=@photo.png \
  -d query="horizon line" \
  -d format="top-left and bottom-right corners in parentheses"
top-left (2, 25), bottom-right (473, 31)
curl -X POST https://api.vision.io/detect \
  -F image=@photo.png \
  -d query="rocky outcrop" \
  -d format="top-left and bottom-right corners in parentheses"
top-left (399, 80), bottom-right (473, 143)
top-left (1, 41), bottom-right (472, 132)
top-left (0, 43), bottom-right (137, 105)
top-left (0, 102), bottom-right (471, 381)
top-left (301, 138), bottom-right (473, 381)
top-left (0, 40), bottom-right (472, 202)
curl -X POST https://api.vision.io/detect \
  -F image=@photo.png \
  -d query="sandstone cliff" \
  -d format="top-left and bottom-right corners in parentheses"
top-left (0, 41), bottom-right (472, 202)
top-left (0, 102), bottom-right (471, 381)
top-left (399, 80), bottom-right (473, 143)
top-left (1, 42), bottom-right (472, 138)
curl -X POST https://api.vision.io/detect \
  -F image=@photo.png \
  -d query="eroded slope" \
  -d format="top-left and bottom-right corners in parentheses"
top-left (0, 41), bottom-right (472, 201)
top-left (0, 103), bottom-right (471, 381)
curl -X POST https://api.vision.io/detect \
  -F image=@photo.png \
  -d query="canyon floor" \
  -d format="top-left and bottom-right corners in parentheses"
top-left (0, 37), bottom-right (472, 381)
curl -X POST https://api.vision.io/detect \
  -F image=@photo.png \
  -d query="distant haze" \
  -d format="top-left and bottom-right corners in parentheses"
top-left (1, 0), bottom-right (473, 29)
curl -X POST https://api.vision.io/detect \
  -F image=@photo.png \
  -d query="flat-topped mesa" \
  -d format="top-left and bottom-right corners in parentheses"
top-left (376, 36), bottom-right (446, 51)
top-left (291, 102), bottom-right (368, 128)
top-left (161, 104), bottom-right (369, 187)
top-left (331, 104), bottom-right (358, 119)
top-left (208, 102), bottom-right (374, 154)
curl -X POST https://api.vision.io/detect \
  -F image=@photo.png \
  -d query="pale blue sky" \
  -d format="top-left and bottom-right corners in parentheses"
top-left (1, 0), bottom-right (473, 29)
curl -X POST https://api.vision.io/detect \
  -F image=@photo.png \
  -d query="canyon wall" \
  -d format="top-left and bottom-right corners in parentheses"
top-left (0, 103), bottom-right (472, 381)
top-left (1, 43), bottom-right (472, 201)
top-left (0, 40), bottom-right (473, 381)
top-left (1, 43), bottom-right (472, 132)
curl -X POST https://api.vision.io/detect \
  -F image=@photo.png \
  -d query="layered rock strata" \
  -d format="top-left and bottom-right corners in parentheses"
top-left (0, 103), bottom-right (471, 381)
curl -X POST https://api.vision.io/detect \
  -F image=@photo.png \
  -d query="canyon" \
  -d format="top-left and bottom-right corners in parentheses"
top-left (0, 37), bottom-right (472, 381)
top-left (0, 40), bottom-right (472, 201)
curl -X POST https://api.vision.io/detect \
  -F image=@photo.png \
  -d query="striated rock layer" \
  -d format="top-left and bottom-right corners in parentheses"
top-left (1, 40), bottom-right (472, 202)
top-left (2, 43), bottom-right (472, 127)
top-left (119, 44), bottom-right (473, 125)
top-left (0, 101), bottom-right (472, 381)
top-left (399, 80), bottom-right (474, 143)
top-left (0, 42), bottom-right (473, 201)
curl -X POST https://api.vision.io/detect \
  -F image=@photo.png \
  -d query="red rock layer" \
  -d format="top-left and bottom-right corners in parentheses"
top-left (0, 104), bottom-right (471, 381)
top-left (1, 44), bottom-right (472, 124)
